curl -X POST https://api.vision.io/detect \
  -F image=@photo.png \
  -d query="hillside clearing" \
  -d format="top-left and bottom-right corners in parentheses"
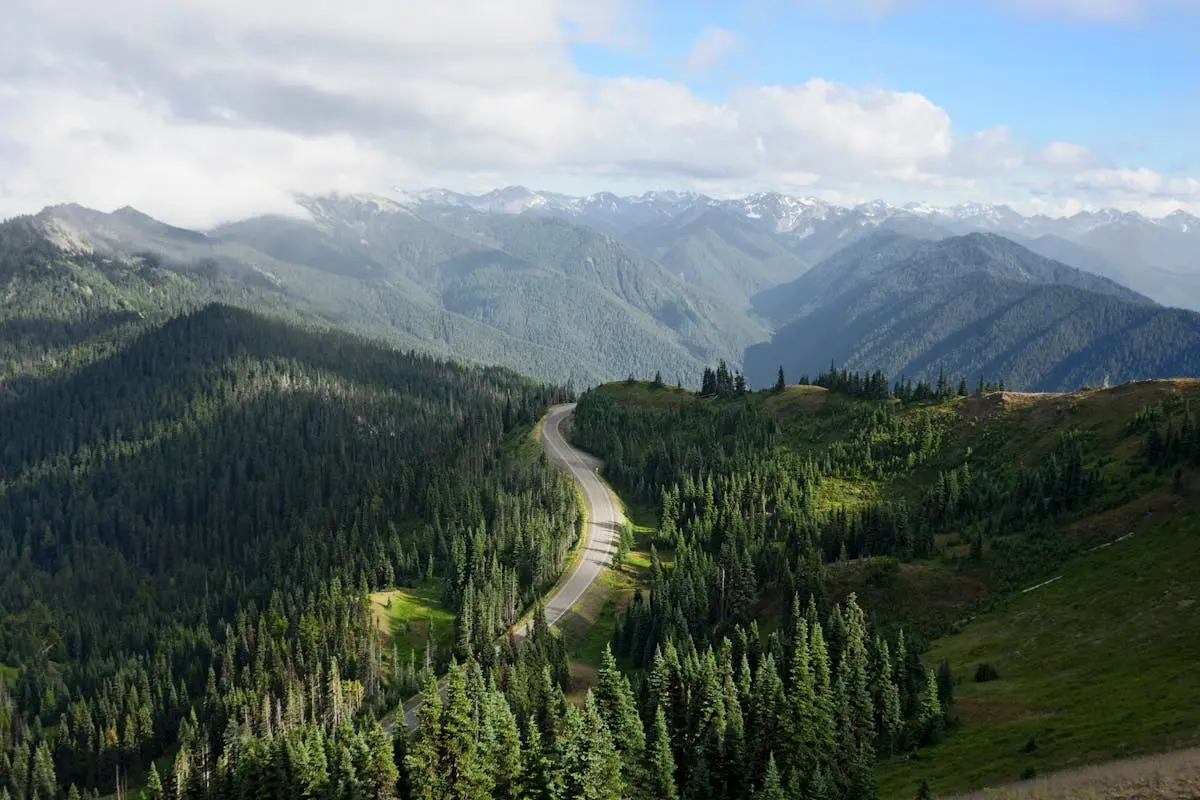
top-left (877, 516), bottom-right (1200, 798)
top-left (369, 582), bottom-right (456, 662)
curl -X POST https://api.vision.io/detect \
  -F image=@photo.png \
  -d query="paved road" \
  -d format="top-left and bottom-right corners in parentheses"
top-left (513, 403), bottom-right (622, 639)
top-left (393, 402), bottom-right (621, 733)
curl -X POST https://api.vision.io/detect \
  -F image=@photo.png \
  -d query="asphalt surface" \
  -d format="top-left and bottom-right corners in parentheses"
top-left (393, 402), bottom-right (620, 733)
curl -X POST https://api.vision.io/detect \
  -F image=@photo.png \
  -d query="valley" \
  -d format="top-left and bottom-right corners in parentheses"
top-left (2, 188), bottom-right (1199, 800)
top-left (4, 0), bottom-right (1199, 795)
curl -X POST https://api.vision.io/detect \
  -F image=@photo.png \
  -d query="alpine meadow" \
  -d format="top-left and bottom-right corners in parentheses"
top-left (3, 1), bottom-right (1200, 799)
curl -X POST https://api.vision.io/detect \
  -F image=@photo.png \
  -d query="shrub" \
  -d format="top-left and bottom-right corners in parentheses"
top-left (866, 556), bottom-right (901, 588)
top-left (973, 663), bottom-right (1000, 682)
top-left (1020, 766), bottom-right (1037, 781)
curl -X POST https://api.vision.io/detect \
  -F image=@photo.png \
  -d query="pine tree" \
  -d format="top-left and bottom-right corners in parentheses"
top-left (326, 656), bottom-right (344, 730)
top-left (921, 668), bottom-right (945, 745)
top-left (517, 715), bottom-right (558, 800)
top-left (782, 617), bottom-right (816, 779)
top-left (481, 686), bottom-right (522, 800)
top-left (647, 705), bottom-right (678, 800)
top-left (754, 754), bottom-right (785, 800)
top-left (30, 741), bottom-right (57, 800)
top-left (775, 366), bottom-right (787, 393)
top-left (406, 677), bottom-right (444, 800)
top-left (808, 769), bottom-right (835, 800)
top-left (808, 621), bottom-right (837, 775)
top-left (844, 595), bottom-right (877, 759)
top-left (145, 762), bottom-right (164, 800)
top-left (582, 691), bottom-right (625, 800)
top-left (593, 645), bottom-right (645, 783)
top-left (871, 636), bottom-right (904, 756)
top-left (442, 660), bottom-right (493, 800)
top-left (171, 743), bottom-right (191, 800)
top-left (559, 693), bottom-right (624, 800)
top-left (365, 723), bottom-right (400, 800)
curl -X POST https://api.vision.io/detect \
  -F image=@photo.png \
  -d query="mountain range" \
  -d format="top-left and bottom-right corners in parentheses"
top-left (3, 186), bottom-right (1200, 391)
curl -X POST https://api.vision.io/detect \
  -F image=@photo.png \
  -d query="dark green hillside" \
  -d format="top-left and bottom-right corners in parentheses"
top-left (744, 232), bottom-right (1200, 391)
top-left (571, 375), bottom-right (1200, 797)
top-left (753, 231), bottom-right (1147, 330)
top-left (0, 303), bottom-right (579, 795)
top-left (28, 198), bottom-right (766, 386)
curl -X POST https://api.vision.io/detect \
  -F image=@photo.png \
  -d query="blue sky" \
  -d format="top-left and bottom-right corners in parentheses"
top-left (571, 0), bottom-right (1199, 187)
top-left (2, 0), bottom-right (1197, 226)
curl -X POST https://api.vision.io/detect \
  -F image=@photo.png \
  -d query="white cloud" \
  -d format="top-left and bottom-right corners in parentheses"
top-left (685, 26), bottom-right (744, 70)
top-left (942, 126), bottom-right (1026, 177)
top-left (1073, 167), bottom-right (1166, 194)
top-left (1036, 141), bottom-right (1109, 172)
top-left (0, 0), bottom-right (1195, 225)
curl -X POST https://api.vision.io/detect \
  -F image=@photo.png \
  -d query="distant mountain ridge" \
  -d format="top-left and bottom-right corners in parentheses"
top-left (396, 185), bottom-right (1200, 309)
top-left (5, 187), bottom-right (1200, 394)
top-left (744, 230), bottom-right (1200, 392)
top-left (396, 184), bottom-right (1199, 240)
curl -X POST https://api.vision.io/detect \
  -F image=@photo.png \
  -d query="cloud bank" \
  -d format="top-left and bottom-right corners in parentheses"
top-left (0, 0), bottom-right (1194, 227)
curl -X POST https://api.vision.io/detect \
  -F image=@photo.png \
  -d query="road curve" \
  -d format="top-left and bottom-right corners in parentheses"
top-left (513, 403), bottom-right (622, 639)
top-left (395, 402), bottom-right (621, 732)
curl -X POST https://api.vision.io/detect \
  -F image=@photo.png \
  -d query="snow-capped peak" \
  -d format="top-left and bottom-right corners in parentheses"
top-left (387, 187), bottom-right (1200, 239)
top-left (737, 192), bottom-right (837, 232)
top-left (1162, 209), bottom-right (1199, 234)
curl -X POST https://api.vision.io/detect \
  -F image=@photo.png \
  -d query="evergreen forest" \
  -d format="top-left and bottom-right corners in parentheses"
top-left (2, 209), bottom-right (1199, 799)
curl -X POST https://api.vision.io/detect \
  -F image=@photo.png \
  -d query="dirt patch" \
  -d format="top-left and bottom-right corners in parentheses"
top-left (764, 385), bottom-right (829, 418)
top-left (947, 746), bottom-right (1200, 799)
top-left (954, 698), bottom-right (1041, 726)
top-left (1064, 488), bottom-right (1187, 547)
top-left (825, 559), bottom-right (991, 631)
top-left (957, 391), bottom-right (1058, 423)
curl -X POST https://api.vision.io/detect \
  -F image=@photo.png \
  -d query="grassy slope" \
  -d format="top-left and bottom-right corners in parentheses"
top-left (593, 379), bottom-right (1200, 798)
top-left (878, 513), bottom-right (1200, 797)
top-left (368, 582), bottom-right (456, 663)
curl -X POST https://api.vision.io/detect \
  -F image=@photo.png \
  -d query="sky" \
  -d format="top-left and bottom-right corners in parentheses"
top-left (1, 0), bottom-right (1197, 228)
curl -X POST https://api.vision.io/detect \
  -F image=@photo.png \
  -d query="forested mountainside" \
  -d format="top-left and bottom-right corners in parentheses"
top-left (10, 194), bottom-right (1200, 394)
top-left (570, 374), bottom-right (1200, 796)
top-left (15, 199), bottom-right (763, 388)
top-left (0, 302), bottom-right (579, 797)
top-left (744, 232), bottom-right (1200, 392)
top-left (2, 277), bottom-right (1198, 799)
top-left (406, 188), bottom-right (1200, 312)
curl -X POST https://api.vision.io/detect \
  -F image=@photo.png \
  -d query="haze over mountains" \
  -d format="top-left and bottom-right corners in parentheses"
top-left (5, 186), bottom-right (1200, 392)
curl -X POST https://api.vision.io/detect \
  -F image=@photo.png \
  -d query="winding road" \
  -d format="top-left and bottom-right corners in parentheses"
top-left (394, 402), bottom-right (622, 732)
